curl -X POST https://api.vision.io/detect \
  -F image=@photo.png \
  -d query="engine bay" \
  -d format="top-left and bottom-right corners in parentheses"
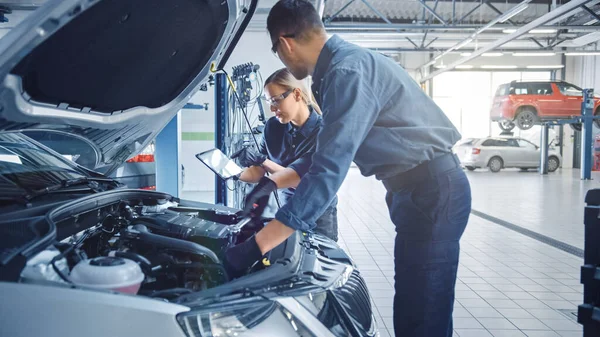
top-left (18, 194), bottom-right (266, 301)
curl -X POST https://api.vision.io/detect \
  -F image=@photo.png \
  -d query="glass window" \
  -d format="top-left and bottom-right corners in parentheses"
top-left (556, 83), bottom-right (583, 97)
top-left (495, 84), bottom-right (509, 97)
top-left (510, 83), bottom-right (529, 95)
top-left (20, 131), bottom-right (99, 169)
top-left (506, 139), bottom-right (519, 147)
top-left (530, 83), bottom-right (553, 95)
top-left (518, 139), bottom-right (538, 150)
top-left (482, 139), bottom-right (508, 147)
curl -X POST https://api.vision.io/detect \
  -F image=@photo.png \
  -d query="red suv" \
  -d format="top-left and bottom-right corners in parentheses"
top-left (490, 81), bottom-right (600, 131)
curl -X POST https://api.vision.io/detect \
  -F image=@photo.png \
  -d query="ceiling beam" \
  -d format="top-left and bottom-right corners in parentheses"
top-left (419, 0), bottom-right (593, 83)
top-left (325, 23), bottom-right (600, 31)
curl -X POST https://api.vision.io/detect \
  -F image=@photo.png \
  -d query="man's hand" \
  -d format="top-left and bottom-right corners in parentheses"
top-left (243, 177), bottom-right (277, 217)
top-left (223, 236), bottom-right (263, 279)
top-left (231, 147), bottom-right (267, 168)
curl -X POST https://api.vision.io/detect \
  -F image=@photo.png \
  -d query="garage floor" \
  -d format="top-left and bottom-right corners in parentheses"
top-left (337, 167), bottom-right (590, 337)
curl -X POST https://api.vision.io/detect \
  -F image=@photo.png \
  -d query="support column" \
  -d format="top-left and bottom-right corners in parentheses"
top-left (215, 73), bottom-right (228, 205)
top-left (581, 88), bottom-right (595, 180)
top-left (540, 124), bottom-right (549, 175)
top-left (155, 113), bottom-right (181, 197)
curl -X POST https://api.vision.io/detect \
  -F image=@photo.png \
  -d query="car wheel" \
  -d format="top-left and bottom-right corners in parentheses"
top-left (515, 108), bottom-right (537, 130)
top-left (498, 121), bottom-right (515, 132)
top-left (520, 168), bottom-right (528, 172)
top-left (488, 157), bottom-right (503, 173)
top-left (466, 166), bottom-right (476, 171)
top-left (570, 123), bottom-right (582, 132)
top-left (548, 156), bottom-right (560, 172)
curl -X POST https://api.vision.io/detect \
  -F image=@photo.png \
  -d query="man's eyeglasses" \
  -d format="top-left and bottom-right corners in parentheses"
top-left (271, 33), bottom-right (296, 56)
top-left (262, 89), bottom-right (293, 107)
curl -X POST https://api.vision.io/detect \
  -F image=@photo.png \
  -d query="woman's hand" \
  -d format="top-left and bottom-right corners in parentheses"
top-left (231, 147), bottom-right (267, 167)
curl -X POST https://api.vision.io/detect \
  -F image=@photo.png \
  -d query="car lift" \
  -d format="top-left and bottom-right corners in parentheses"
top-left (539, 88), bottom-right (597, 179)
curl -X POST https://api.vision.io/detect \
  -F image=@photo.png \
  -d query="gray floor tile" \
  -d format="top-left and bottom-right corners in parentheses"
top-left (493, 284), bottom-right (526, 292)
top-left (513, 299), bottom-right (551, 309)
top-left (496, 308), bottom-right (535, 319)
top-left (540, 300), bottom-right (576, 310)
top-left (453, 307), bottom-right (474, 318)
top-left (538, 319), bottom-right (582, 331)
top-left (555, 331), bottom-right (583, 337)
top-left (557, 293), bottom-right (581, 302)
top-left (504, 292), bottom-right (537, 300)
top-left (467, 307), bottom-right (504, 318)
top-left (489, 331), bottom-right (527, 337)
top-left (526, 309), bottom-right (571, 320)
top-left (477, 318), bottom-right (518, 330)
top-left (456, 290), bottom-right (483, 299)
top-left (458, 298), bottom-right (494, 308)
top-left (453, 317), bottom-right (484, 329)
top-left (523, 331), bottom-right (561, 337)
top-left (455, 329), bottom-right (494, 337)
top-left (469, 284), bottom-right (500, 291)
top-left (477, 291), bottom-right (510, 300)
top-left (486, 299), bottom-right (522, 309)
top-left (508, 318), bottom-right (550, 330)
top-left (531, 292), bottom-right (568, 301)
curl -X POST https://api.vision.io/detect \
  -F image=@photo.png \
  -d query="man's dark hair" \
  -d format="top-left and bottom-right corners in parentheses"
top-left (267, 0), bottom-right (325, 43)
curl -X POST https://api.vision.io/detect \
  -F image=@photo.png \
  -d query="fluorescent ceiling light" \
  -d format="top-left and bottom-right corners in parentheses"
top-left (461, 52), bottom-right (472, 56)
top-left (565, 52), bottom-right (600, 56)
top-left (513, 52), bottom-right (556, 56)
top-left (526, 65), bottom-right (565, 69)
top-left (481, 65), bottom-right (519, 69)
top-left (482, 52), bottom-right (504, 57)
top-left (503, 28), bottom-right (557, 34)
top-left (456, 65), bottom-right (474, 69)
top-left (434, 65), bottom-right (447, 69)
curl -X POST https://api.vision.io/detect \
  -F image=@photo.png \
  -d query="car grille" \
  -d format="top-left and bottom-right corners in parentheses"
top-left (332, 270), bottom-right (377, 337)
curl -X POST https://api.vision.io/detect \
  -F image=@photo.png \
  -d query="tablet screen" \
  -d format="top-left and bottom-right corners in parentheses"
top-left (196, 148), bottom-right (243, 180)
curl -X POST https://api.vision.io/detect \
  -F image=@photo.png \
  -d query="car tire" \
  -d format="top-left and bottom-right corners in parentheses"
top-left (466, 166), bottom-right (476, 171)
top-left (520, 168), bottom-right (528, 172)
top-left (498, 121), bottom-right (515, 132)
top-left (548, 156), bottom-right (560, 172)
top-left (515, 108), bottom-right (537, 130)
top-left (488, 157), bottom-right (503, 173)
top-left (570, 123), bottom-right (582, 132)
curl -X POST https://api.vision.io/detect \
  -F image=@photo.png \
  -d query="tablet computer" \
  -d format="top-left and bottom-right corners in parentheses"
top-left (195, 148), bottom-right (244, 180)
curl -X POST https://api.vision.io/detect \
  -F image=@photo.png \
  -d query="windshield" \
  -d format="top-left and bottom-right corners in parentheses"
top-left (495, 84), bottom-right (510, 96)
top-left (556, 82), bottom-right (583, 97)
top-left (0, 133), bottom-right (88, 192)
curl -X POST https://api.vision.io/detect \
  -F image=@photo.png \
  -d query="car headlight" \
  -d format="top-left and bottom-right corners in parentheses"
top-left (295, 291), bottom-right (352, 337)
top-left (177, 300), bottom-right (317, 337)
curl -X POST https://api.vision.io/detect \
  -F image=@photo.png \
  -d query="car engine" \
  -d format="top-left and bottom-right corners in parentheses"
top-left (19, 198), bottom-right (262, 301)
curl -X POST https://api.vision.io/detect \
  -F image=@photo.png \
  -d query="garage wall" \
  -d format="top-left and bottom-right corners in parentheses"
top-left (566, 54), bottom-right (600, 89)
top-left (564, 52), bottom-right (600, 170)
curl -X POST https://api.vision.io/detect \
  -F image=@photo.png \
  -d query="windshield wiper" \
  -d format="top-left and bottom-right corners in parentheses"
top-left (23, 177), bottom-right (123, 202)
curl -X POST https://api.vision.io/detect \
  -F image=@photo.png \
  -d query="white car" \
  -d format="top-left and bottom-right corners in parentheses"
top-left (455, 137), bottom-right (561, 173)
top-left (0, 1), bottom-right (378, 337)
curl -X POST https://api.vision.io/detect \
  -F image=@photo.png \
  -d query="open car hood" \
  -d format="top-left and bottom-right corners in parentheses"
top-left (0, 0), bottom-right (255, 174)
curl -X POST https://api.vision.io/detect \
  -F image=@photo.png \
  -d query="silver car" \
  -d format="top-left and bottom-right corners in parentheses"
top-left (455, 137), bottom-right (561, 173)
top-left (0, 1), bottom-right (377, 337)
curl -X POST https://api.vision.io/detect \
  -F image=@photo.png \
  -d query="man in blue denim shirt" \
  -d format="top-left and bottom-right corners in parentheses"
top-left (224, 1), bottom-right (472, 336)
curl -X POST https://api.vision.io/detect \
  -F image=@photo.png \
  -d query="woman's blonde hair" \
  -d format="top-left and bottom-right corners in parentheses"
top-left (264, 68), bottom-right (322, 115)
